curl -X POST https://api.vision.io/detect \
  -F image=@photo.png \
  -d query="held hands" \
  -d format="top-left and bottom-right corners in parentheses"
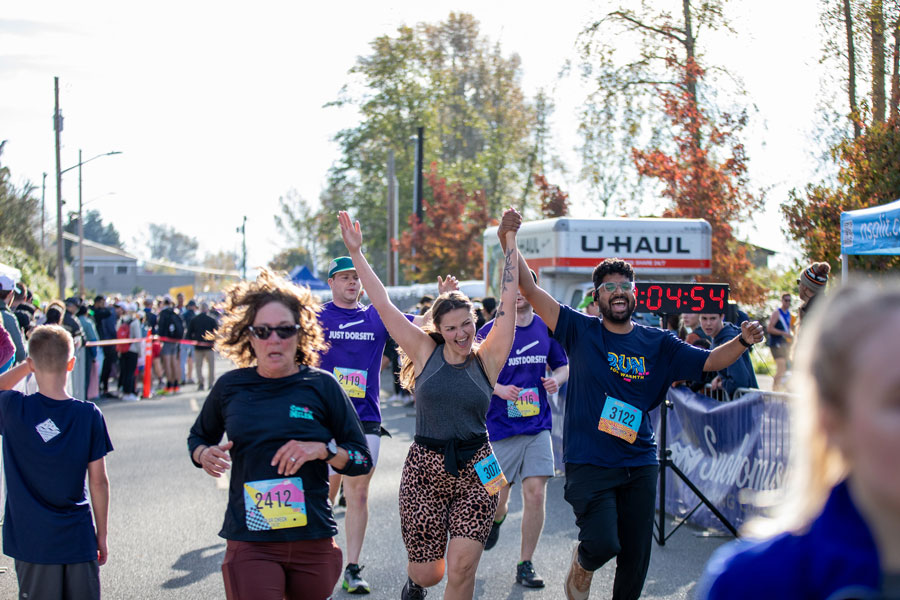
top-left (740, 321), bottom-right (765, 345)
top-left (338, 211), bottom-right (363, 253)
top-left (199, 440), bottom-right (233, 478)
top-left (541, 376), bottom-right (559, 395)
top-left (493, 383), bottom-right (522, 402)
top-left (437, 274), bottom-right (459, 295)
top-left (496, 208), bottom-right (522, 250)
top-left (271, 440), bottom-right (328, 476)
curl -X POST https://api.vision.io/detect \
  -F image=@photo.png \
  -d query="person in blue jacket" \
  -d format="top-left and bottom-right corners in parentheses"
top-left (699, 312), bottom-right (759, 397)
top-left (698, 283), bottom-right (900, 600)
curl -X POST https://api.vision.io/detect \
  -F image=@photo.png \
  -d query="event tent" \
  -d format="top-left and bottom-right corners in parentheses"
top-left (288, 265), bottom-right (329, 290)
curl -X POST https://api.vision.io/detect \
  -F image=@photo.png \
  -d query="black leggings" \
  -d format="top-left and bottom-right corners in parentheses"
top-left (119, 351), bottom-right (138, 394)
top-left (564, 463), bottom-right (658, 600)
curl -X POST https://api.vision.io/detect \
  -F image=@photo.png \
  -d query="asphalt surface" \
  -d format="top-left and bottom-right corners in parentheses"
top-left (0, 357), bottom-right (731, 599)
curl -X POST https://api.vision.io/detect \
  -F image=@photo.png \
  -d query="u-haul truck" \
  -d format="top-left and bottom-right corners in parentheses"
top-left (483, 217), bottom-right (712, 308)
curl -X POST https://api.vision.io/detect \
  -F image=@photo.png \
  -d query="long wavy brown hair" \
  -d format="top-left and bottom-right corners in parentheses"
top-left (398, 291), bottom-right (478, 391)
top-left (215, 268), bottom-right (327, 368)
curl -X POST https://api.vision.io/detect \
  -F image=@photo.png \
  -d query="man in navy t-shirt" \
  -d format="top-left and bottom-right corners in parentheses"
top-left (496, 222), bottom-right (765, 600)
top-left (0, 324), bottom-right (113, 600)
top-left (477, 271), bottom-right (568, 589)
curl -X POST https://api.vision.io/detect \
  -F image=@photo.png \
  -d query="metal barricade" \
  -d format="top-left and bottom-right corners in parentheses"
top-left (702, 383), bottom-right (730, 403)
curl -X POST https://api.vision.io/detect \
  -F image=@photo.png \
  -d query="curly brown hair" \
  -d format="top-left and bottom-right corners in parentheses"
top-left (215, 268), bottom-right (327, 368)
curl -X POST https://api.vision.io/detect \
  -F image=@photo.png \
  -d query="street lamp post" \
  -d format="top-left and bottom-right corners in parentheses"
top-left (60, 149), bottom-right (122, 297)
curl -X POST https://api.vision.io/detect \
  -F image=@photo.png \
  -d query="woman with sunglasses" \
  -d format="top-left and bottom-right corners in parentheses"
top-left (338, 209), bottom-right (521, 600)
top-left (187, 269), bottom-right (372, 600)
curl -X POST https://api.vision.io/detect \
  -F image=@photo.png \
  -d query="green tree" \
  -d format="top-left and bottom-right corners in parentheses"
top-left (273, 189), bottom-right (323, 274)
top-left (0, 141), bottom-right (43, 257)
top-left (147, 223), bottom-right (199, 264)
top-left (575, 1), bottom-right (739, 215)
top-left (783, 0), bottom-right (900, 272)
top-left (321, 12), bottom-right (538, 279)
top-left (63, 209), bottom-right (123, 260)
top-left (269, 247), bottom-right (312, 273)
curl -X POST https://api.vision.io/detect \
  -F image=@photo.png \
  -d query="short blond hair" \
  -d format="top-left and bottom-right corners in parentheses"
top-left (27, 325), bottom-right (74, 373)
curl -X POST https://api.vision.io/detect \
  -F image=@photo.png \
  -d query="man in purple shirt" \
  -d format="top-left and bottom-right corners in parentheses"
top-left (477, 271), bottom-right (569, 589)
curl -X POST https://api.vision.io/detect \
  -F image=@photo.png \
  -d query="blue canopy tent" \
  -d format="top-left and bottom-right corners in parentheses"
top-left (840, 198), bottom-right (900, 281)
top-left (288, 265), bottom-right (329, 290)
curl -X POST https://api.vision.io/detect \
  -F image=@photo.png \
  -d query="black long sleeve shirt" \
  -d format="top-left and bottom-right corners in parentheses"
top-left (188, 366), bottom-right (371, 542)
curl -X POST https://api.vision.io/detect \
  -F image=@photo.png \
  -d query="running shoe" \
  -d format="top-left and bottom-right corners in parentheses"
top-left (401, 577), bottom-right (427, 599)
top-left (342, 563), bottom-right (370, 594)
top-left (122, 393), bottom-right (139, 402)
top-left (484, 516), bottom-right (504, 550)
top-left (516, 560), bottom-right (545, 588)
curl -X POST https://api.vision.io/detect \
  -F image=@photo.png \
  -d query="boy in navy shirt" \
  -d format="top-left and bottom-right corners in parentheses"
top-left (0, 324), bottom-right (114, 600)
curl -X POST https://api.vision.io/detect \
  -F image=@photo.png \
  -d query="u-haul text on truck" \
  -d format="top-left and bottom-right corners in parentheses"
top-left (483, 217), bottom-right (712, 308)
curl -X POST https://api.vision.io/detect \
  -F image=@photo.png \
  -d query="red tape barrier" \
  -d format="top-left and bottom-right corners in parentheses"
top-left (85, 336), bottom-right (214, 348)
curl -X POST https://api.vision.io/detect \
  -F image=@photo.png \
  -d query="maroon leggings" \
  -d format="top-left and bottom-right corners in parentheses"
top-left (221, 537), bottom-right (342, 600)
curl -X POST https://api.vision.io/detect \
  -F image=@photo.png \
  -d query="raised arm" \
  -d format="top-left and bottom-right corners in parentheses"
top-left (703, 321), bottom-right (765, 372)
top-left (477, 209), bottom-right (521, 384)
top-left (497, 220), bottom-right (560, 332)
top-left (338, 212), bottom-right (435, 368)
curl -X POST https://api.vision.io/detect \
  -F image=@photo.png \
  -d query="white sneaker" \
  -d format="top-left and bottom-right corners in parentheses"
top-left (122, 393), bottom-right (139, 402)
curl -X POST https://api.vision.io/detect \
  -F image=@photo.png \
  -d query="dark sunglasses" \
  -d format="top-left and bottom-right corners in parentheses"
top-left (247, 324), bottom-right (301, 340)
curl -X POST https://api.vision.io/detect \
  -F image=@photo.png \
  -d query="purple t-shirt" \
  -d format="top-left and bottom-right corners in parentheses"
top-left (477, 314), bottom-right (568, 441)
top-left (318, 302), bottom-right (388, 423)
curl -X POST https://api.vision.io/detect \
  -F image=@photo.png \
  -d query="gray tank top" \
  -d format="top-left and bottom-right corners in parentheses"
top-left (415, 344), bottom-right (493, 440)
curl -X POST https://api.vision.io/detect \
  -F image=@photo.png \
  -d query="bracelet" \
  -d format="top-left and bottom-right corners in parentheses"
top-left (197, 446), bottom-right (209, 463)
top-left (738, 335), bottom-right (753, 348)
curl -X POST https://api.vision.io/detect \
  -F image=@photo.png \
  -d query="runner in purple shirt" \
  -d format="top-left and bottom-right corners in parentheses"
top-left (476, 271), bottom-right (568, 588)
top-left (319, 256), bottom-right (458, 595)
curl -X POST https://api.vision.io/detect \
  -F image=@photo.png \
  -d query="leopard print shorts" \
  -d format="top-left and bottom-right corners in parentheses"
top-left (399, 441), bottom-right (499, 563)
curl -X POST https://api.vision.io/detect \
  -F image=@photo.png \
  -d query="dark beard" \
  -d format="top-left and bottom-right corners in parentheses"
top-left (599, 296), bottom-right (636, 324)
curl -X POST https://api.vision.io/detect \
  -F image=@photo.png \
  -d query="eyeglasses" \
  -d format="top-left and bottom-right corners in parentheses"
top-left (247, 324), bottom-right (302, 340)
top-left (596, 281), bottom-right (634, 294)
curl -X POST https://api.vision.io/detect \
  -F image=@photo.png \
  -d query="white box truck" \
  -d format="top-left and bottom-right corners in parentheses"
top-left (483, 217), bottom-right (712, 308)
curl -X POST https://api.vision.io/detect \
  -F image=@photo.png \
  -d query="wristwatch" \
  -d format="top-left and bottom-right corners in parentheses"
top-left (738, 335), bottom-right (753, 348)
top-left (324, 439), bottom-right (338, 462)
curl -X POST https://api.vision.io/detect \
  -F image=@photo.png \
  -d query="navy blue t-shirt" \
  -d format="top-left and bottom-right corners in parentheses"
top-left (553, 304), bottom-right (709, 467)
top-left (0, 391), bottom-right (113, 564)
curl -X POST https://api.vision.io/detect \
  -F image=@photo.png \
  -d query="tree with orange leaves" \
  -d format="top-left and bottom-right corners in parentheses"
top-left (393, 163), bottom-right (495, 282)
top-left (632, 60), bottom-right (765, 304)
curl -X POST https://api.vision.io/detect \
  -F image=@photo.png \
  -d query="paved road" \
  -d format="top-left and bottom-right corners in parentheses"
top-left (0, 358), bottom-right (730, 598)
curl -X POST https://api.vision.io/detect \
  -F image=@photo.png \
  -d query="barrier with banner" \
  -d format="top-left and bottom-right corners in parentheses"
top-left (650, 386), bottom-right (791, 531)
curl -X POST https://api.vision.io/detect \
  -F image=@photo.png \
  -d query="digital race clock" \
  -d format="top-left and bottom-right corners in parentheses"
top-left (633, 282), bottom-right (729, 314)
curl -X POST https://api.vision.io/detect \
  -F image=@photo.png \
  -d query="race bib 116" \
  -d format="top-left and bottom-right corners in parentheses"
top-left (507, 387), bottom-right (540, 418)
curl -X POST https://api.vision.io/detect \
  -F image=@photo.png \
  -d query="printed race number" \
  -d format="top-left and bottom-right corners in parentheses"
top-left (474, 453), bottom-right (508, 496)
top-left (334, 367), bottom-right (367, 398)
top-left (507, 387), bottom-right (540, 418)
top-left (598, 396), bottom-right (642, 444)
top-left (243, 478), bottom-right (307, 531)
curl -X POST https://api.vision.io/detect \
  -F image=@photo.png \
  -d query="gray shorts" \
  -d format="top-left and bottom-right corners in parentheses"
top-left (491, 429), bottom-right (554, 485)
top-left (160, 342), bottom-right (179, 356)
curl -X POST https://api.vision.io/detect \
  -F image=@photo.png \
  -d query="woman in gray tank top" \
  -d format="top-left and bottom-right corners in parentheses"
top-left (338, 209), bottom-right (521, 600)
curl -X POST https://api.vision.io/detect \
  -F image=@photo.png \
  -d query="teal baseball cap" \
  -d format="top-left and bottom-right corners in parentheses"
top-left (327, 256), bottom-right (356, 279)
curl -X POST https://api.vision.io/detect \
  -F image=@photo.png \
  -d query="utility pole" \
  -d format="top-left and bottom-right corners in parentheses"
top-left (54, 76), bottom-right (65, 300)
top-left (387, 150), bottom-right (399, 286)
top-left (238, 216), bottom-right (247, 279)
top-left (78, 149), bottom-right (85, 296)
top-left (414, 126), bottom-right (424, 222)
top-left (41, 172), bottom-right (47, 249)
